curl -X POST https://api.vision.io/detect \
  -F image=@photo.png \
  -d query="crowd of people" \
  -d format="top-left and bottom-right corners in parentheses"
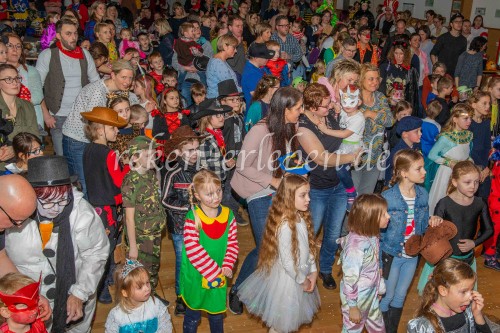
top-left (0, 0), bottom-right (499, 332)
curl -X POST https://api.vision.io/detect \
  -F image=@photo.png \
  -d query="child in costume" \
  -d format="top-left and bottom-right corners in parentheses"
top-left (122, 136), bottom-right (168, 304)
top-left (381, 149), bottom-right (443, 333)
top-left (317, 84), bottom-right (365, 211)
top-left (238, 174), bottom-right (320, 333)
top-left (339, 194), bottom-right (389, 332)
top-left (105, 259), bottom-right (173, 333)
top-left (264, 40), bottom-right (291, 87)
top-left (486, 135), bottom-right (500, 270)
top-left (82, 107), bottom-right (129, 304)
top-left (408, 258), bottom-right (491, 333)
top-left (418, 161), bottom-right (493, 294)
top-left (179, 169), bottom-right (238, 332)
top-left (0, 273), bottom-right (47, 333)
top-left (134, 74), bottom-right (158, 139)
top-left (427, 104), bottom-right (474, 215)
top-left (40, 12), bottom-right (59, 50)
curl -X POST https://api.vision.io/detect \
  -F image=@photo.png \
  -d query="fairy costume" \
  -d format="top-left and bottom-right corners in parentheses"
top-left (179, 206), bottom-right (238, 314)
top-left (427, 130), bottom-right (473, 215)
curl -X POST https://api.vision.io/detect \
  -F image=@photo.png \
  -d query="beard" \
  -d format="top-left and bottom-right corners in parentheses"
top-left (61, 38), bottom-right (77, 51)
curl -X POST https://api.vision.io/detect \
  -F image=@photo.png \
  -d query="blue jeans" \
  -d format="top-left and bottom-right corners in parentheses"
top-left (310, 183), bottom-right (347, 273)
top-left (379, 255), bottom-right (418, 311)
top-left (50, 115), bottom-right (67, 156)
top-left (183, 307), bottom-right (224, 333)
top-left (171, 233), bottom-right (183, 296)
top-left (62, 135), bottom-right (88, 198)
top-left (234, 194), bottom-right (273, 289)
top-left (337, 165), bottom-right (354, 189)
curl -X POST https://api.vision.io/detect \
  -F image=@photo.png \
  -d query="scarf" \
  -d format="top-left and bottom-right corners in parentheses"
top-left (55, 40), bottom-right (84, 59)
top-left (39, 190), bottom-right (75, 332)
top-left (206, 128), bottom-right (226, 155)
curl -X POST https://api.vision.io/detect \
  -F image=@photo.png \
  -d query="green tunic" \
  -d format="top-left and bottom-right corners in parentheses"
top-left (180, 206), bottom-right (232, 314)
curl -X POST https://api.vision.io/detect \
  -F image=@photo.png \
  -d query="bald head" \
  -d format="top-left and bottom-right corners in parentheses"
top-left (0, 175), bottom-right (37, 231)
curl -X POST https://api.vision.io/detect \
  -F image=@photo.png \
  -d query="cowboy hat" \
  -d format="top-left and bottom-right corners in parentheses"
top-left (163, 125), bottom-right (208, 159)
top-left (81, 107), bottom-right (128, 128)
top-left (190, 98), bottom-right (233, 121)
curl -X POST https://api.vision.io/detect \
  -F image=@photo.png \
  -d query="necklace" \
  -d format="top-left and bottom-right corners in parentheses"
top-left (126, 301), bottom-right (146, 333)
top-left (432, 302), bottom-right (454, 317)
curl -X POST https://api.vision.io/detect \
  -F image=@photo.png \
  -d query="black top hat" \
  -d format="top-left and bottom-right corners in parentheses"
top-left (190, 98), bottom-right (233, 121)
top-left (27, 156), bottom-right (78, 187)
top-left (194, 55), bottom-right (210, 72)
top-left (217, 79), bottom-right (243, 100)
top-left (248, 43), bottom-right (275, 60)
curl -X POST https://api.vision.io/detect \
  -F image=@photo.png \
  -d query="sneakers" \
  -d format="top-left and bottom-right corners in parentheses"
top-left (228, 286), bottom-right (243, 315)
top-left (98, 285), bottom-right (113, 304)
top-left (319, 272), bottom-right (337, 290)
top-left (346, 189), bottom-right (357, 212)
top-left (175, 296), bottom-right (186, 316)
top-left (154, 293), bottom-right (170, 306)
top-left (484, 255), bottom-right (500, 271)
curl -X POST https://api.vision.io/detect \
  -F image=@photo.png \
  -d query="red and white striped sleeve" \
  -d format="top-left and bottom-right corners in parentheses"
top-left (183, 212), bottom-right (222, 282)
top-left (222, 215), bottom-right (239, 271)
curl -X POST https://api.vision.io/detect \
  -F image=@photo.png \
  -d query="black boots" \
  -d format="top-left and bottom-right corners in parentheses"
top-left (385, 307), bottom-right (403, 333)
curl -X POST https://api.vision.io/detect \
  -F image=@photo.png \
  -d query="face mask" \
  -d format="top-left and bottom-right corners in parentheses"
top-left (0, 278), bottom-right (41, 325)
top-left (339, 84), bottom-right (360, 109)
top-left (9, 306), bottom-right (39, 325)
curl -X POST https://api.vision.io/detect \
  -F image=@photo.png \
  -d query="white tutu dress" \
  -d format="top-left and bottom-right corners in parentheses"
top-left (237, 218), bottom-right (320, 333)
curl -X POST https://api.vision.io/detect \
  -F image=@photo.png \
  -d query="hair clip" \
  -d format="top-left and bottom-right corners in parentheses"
top-left (121, 259), bottom-right (144, 279)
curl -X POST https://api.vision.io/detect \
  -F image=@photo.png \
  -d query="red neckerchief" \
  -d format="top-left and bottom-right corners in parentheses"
top-left (206, 128), bottom-right (226, 155)
top-left (266, 58), bottom-right (287, 78)
top-left (18, 84), bottom-right (31, 102)
top-left (56, 40), bottom-right (84, 59)
top-left (394, 61), bottom-right (410, 71)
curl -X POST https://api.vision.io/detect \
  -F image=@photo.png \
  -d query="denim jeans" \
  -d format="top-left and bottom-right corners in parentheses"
top-left (171, 233), bottom-right (183, 296)
top-left (180, 77), bottom-right (193, 107)
top-left (337, 164), bottom-right (354, 189)
top-left (379, 255), bottom-right (418, 312)
top-left (183, 307), bottom-right (224, 333)
top-left (222, 169), bottom-right (242, 223)
top-left (62, 135), bottom-right (88, 198)
top-left (233, 194), bottom-right (273, 289)
top-left (310, 183), bottom-right (347, 273)
top-left (50, 116), bottom-right (67, 156)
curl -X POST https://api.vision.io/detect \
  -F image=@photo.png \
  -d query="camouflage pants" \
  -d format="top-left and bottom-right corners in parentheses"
top-left (127, 233), bottom-right (162, 290)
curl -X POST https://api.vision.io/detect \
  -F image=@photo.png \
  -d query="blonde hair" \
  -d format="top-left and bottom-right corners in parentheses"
top-left (255, 22), bottom-right (272, 37)
top-left (481, 76), bottom-right (500, 96)
top-left (114, 264), bottom-right (151, 313)
top-left (130, 104), bottom-right (148, 123)
top-left (387, 149), bottom-right (424, 187)
top-left (83, 121), bottom-right (104, 141)
top-left (111, 59), bottom-right (134, 74)
top-left (359, 63), bottom-right (380, 92)
top-left (441, 103), bottom-right (474, 133)
top-left (0, 273), bottom-right (36, 308)
top-left (216, 34), bottom-right (238, 52)
top-left (178, 22), bottom-right (194, 38)
top-left (189, 169), bottom-right (223, 230)
top-left (154, 18), bottom-right (173, 36)
top-left (94, 22), bottom-right (109, 35)
top-left (468, 90), bottom-right (491, 120)
top-left (330, 59), bottom-right (361, 85)
top-left (348, 194), bottom-right (388, 237)
top-left (257, 175), bottom-right (316, 274)
top-left (447, 161), bottom-right (480, 195)
top-left (426, 100), bottom-right (442, 119)
top-left (415, 258), bottom-right (476, 333)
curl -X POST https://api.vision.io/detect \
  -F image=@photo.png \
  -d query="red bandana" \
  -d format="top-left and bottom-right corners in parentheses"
top-left (56, 40), bottom-right (84, 59)
top-left (206, 128), bottom-right (226, 155)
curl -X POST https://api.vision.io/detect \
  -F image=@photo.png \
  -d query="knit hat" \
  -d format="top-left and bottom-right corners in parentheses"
top-left (396, 116), bottom-right (422, 136)
top-left (405, 220), bottom-right (457, 265)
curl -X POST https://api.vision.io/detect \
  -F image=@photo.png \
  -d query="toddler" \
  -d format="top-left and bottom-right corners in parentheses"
top-left (118, 28), bottom-right (147, 59)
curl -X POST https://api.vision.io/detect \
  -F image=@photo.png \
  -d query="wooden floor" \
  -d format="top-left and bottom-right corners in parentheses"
top-left (90, 222), bottom-right (500, 333)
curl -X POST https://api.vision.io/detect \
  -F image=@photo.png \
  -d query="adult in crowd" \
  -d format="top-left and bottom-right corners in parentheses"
top-left (36, 17), bottom-right (100, 157)
top-left (319, 59), bottom-right (359, 116)
top-left (168, 2), bottom-right (188, 38)
top-left (380, 19), bottom-right (410, 62)
top-left (206, 34), bottom-right (241, 98)
top-left (298, 82), bottom-right (359, 289)
top-left (244, 75), bottom-right (280, 131)
top-left (228, 87), bottom-right (304, 315)
top-left (270, 15), bottom-right (303, 71)
top-left (377, 6), bottom-right (394, 36)
top-left (471, 14), bottom-right (488, 39)
top-left (417, 25), bottom-right (433, 74)
top-left (84, 1), bottom-right (106, 43)
top-left (5, 156), bottom-right (109, 333)
top-left (320, 10), bottom-right (334, 36)
top-left (263, 0), bottom-right (279, 21)
top-left (325, 36), bottom-right (357, 78)
top-left (62, 60), bottom-right (137, 196)
top-left (243, 12), bottom-right (258, 45)
top-left (353, 0), bottom-right (375, 29)
top-left (106, 3), bottom-right (127, 35)
top-left (462, 19), bottom-right (474, 49)
top-left (431, 14), bottom-right (447, 38)
top-left (226, 16), bottom-right (246, 79)
top-left (410, 32), bottom-right (430, 117)
top-left (154, 18), bottom-right (174, 67)
top-left (5, 33), bottom-right (44, 133)
top-left (354, 25), bottom-right (378, 65)
top-left (425, 9), bottom-right (436, 33)
top-left (0, 64), bottom-right (39, 170)
top-left (352, 63), bottom-right (394, 194)
top-left (431, 13), bottom-right (467, 77)
top-left (241, 43), bottom-right (275, 109)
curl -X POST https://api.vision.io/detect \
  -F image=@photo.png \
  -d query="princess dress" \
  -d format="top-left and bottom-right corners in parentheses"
top-left (237, 218), bottom-right (320, 333)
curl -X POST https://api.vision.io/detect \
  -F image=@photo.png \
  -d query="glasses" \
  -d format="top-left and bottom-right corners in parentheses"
top-left (37, 198), bottom-right (69, 210)
top-left (6, 43), bottom-right (22, 50)
top-left (224, 97), bottom-right (243, 103)
top-left (0, 76), bottom-right (22, 84)
top-left (0, 205), bottom-right (26, 227)
top-left (28, 145), bottom-right (44, 156)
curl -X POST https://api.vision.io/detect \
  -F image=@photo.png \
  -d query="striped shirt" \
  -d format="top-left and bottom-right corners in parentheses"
top-left (183, 208), bottom-right (238, 282)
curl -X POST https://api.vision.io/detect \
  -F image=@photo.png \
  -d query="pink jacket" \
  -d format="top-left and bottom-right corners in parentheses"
top-left (119, 40), bottom-right (147, 59)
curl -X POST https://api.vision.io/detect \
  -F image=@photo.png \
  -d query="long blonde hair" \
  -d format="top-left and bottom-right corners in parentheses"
top-left (257, 175), bottom-right (316, 274)
top-left (415, 258), bottom-right (476, 333)
top-left (446, 161), bottom-right (480, 195)
top-left (441, 103), bottom-right (474, 133)
top-left (189, 169), bottom-right (223, 230)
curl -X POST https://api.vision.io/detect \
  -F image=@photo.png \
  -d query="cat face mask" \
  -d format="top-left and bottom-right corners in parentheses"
top-left (339, 84), bottom-right (360, 109)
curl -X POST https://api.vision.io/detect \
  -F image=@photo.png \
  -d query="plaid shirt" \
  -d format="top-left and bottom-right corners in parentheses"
top-left (270, 32), bottom-right (303, 64)
top-left (198, 134), bottom-right (227, 182)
